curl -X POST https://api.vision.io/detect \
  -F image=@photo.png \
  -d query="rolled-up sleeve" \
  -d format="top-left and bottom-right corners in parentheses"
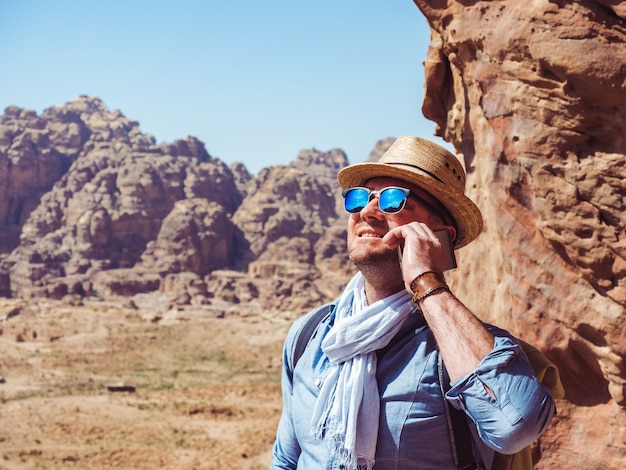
top-left (446, 336), bottom-right (556, 454)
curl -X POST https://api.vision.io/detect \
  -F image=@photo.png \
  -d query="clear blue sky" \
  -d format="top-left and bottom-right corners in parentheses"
top-left (0, 0), bottom-right (450, 175)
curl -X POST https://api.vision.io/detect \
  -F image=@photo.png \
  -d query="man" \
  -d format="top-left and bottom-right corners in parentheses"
top-left (272, 136), bottom-right (557, 469)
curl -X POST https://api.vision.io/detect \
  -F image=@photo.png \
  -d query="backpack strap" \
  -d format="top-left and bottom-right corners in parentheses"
top-left (288, 302), bottom-right (335, 382)
top-left (438, 355), bottom-right (482, 470)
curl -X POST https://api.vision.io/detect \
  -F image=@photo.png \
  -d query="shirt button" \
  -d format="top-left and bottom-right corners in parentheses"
top-left (314, 378), bottom-right (322, 388)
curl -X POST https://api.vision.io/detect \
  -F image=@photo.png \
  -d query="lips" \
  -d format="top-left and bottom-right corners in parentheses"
top-left (357, 229), bottom-right (384, 238)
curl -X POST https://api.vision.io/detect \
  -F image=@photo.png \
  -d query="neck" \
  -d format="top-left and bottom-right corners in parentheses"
top-left (358, 262), bottom-right (405, 305)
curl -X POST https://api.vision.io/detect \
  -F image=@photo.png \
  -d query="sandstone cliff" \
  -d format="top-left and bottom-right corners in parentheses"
top-left (414, 0), bottom-right (626, 467)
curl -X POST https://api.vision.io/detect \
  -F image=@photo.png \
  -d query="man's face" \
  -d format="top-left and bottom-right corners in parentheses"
top-left (346, 177), bottom-right (448, 266)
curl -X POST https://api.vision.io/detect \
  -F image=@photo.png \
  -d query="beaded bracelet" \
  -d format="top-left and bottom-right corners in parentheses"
top-left (409, 271), bottom-right (449, 304)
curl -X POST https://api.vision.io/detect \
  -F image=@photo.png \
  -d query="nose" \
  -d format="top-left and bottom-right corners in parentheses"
top-left (358, 193), bottom-right (384, 219)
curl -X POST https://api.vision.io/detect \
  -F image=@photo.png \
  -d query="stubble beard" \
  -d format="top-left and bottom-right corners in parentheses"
top-left (349, 245), bottom-right (404, 287)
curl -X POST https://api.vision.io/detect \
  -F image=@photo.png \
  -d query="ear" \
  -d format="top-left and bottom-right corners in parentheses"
top-left (445, 226), bottom-right (457, 243)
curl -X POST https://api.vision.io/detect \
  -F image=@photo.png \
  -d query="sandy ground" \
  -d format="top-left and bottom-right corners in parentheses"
top-left (0, 297), bottom-right (295, 470)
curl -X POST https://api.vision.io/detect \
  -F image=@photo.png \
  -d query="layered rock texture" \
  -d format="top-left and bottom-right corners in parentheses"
top-left (0, 96), bottom-right (356, 313)
top-left (414, 0), bottom-right (626, 467)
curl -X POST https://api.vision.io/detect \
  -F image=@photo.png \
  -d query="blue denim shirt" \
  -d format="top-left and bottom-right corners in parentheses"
top-left (272, 304), bottom-right (555, 469)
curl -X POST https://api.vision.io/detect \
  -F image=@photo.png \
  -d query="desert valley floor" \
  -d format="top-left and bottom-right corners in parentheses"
top-left (0, 296), bottom-right (291, 469)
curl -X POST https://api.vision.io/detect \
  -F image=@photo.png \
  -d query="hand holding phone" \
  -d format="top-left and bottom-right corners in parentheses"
top-left (395, 229), bottom-right (456, 272)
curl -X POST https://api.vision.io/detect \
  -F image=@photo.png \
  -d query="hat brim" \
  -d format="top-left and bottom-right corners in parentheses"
top-left (337, 162), bottom-right (483, 248)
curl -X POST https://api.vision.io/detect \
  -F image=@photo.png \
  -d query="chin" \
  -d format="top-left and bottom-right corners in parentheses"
top-left (349, 246), bottom-right (397, 267)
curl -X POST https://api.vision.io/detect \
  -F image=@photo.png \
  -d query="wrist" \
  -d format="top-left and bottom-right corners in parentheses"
top-left (409, 271), bottom-right (449, 304)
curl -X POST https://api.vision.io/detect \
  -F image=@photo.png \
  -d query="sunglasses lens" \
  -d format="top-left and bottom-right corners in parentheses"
top-left (343, 188), bottom-right (370, 213)
top-left (379, 187), bottom-right (408, 213)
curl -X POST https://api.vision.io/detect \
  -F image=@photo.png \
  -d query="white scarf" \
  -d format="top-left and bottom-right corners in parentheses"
top-left (310, 272), bottom-right (414, 470)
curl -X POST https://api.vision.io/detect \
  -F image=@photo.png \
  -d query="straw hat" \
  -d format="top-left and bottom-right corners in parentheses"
top-left (337, 136), bottom-right (483, 248)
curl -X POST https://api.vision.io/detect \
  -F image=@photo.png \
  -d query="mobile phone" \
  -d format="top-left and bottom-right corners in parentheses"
top-left (434, 230), bottom-right (457, 271)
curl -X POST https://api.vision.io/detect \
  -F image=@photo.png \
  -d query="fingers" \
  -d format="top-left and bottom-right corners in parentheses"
top-left (384, 223), bottom-right (446, 284)
top-left (382, 227), bottom-right (404, 248)
top-left (383, 222), bottom-right (438, 247)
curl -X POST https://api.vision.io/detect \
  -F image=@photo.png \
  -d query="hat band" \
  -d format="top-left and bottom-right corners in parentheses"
top-left (385, 161), bottom-right (444, 184)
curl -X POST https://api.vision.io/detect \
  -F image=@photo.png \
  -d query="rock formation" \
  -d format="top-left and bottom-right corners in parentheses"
top-left (0, 96), bottom-right (356, 310)
top-left (413, 0), bottom-right (626, 467)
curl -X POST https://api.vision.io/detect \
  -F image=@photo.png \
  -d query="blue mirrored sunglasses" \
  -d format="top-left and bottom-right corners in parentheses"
top-left (342, 186), bottom-right (411, 214)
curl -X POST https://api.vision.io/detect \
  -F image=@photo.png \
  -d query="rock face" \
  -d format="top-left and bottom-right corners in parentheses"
top-left (414, 0), bottom-right (626, 467)
top-left (0, 96), bottom-right (356, 311)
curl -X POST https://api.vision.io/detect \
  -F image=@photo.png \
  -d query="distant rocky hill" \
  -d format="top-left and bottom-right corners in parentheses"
top-left (0, 96), bottom-right (367, 313)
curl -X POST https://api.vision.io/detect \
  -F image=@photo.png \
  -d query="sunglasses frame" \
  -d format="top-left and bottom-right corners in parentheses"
top-left (342, 186), bottom-right (411, 214)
